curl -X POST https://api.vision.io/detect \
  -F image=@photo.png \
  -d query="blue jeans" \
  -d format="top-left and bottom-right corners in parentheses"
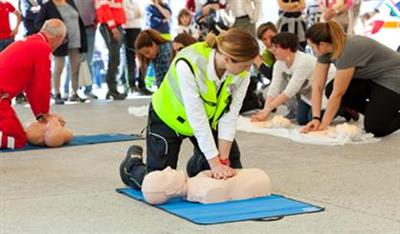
top-left (296, 99), bottom-right (312, 125)
top-left (83, 26), bottom-right (96, 94)
top-left (99, 24), bottom-right (123, 92)
top-left (0, 38), bottom-right (14, 52)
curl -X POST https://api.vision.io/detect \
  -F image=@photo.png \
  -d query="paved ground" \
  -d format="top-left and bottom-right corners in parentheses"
top-left (1, 98), bottom-right (399, 234)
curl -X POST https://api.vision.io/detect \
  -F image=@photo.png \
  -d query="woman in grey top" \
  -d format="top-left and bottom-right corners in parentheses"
top-left (302, 20), bottom-right (400, 137)
top-left (35, 0), bottom-right (87, 104)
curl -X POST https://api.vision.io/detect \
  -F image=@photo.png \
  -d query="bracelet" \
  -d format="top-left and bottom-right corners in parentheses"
top-left (312, 116), bottom-right (321, 121)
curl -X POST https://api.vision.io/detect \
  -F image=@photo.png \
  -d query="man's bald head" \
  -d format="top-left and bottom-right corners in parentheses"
top-left (40, 19), bottom-right (67, 51)
top-left (40, 19), bottom-right (67, 38)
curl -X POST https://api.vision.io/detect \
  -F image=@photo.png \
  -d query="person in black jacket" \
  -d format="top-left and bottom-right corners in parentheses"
top-left (35, 0), bottom-right (87, 104)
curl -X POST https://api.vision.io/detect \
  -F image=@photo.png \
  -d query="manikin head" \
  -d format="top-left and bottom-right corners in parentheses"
top-left (142, 167), bottom-right (188, 205)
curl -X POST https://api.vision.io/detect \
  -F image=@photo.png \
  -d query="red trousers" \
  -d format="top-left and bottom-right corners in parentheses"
top-left (0, 100), bottom-right (27, 149)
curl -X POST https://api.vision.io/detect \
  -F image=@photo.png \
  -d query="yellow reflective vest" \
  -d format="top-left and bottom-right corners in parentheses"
top-left (152, 42), bottom-right (248, 136)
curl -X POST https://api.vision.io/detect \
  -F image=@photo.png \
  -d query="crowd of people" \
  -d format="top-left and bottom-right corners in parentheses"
top-left (0, 0), bottom-right (399, 188)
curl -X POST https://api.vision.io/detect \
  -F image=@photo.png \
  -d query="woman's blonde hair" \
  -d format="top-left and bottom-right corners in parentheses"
top-left (305, 20), bottom-right (345, 60)
top-left (205, 28), bottom-right (259, 62)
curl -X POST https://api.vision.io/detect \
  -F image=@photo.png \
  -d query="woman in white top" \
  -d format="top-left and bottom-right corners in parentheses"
top-left (252, 32), bottom-right (335, 125)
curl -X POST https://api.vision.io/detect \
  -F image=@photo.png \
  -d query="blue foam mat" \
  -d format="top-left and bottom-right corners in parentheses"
top-left (116, 187), bottom-right (324, 225)
top-left (1, 133), bottom-right (143, 152)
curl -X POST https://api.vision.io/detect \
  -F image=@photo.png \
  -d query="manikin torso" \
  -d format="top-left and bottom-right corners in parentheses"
top-left (25, 116), bottom-right (73, 147)
top-left (142, 167), bottom-right (272, 205)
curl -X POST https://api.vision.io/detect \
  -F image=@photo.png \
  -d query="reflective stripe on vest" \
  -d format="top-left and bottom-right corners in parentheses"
top-left (152, 42), bottom-right (248, 136)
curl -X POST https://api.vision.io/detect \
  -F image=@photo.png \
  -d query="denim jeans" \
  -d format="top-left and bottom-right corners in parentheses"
top-left (0, 38), bottom-right (14, 52)
top-left (296, 98), bottom-right (312, 125)
top-left (99, 24), bottom-right (123, 92)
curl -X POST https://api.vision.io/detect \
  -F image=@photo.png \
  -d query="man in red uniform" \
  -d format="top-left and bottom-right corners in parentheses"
top-left (0, 19), bottom-right (66, 149)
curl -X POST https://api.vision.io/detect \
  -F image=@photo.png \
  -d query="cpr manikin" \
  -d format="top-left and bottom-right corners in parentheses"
top-left (252, 115), bottom-right (292, 128)
top-left (25, 115), bottom-right (73, 147)
top-left (142, 167), bottom-right (272, 205)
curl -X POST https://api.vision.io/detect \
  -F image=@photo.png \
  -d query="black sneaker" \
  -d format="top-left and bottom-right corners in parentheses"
top-left (138, 88), bottom-right (153, 96)
top-left (69, 94), bottom-right (87, 103)
top-left (85, 92), bottom-right (98, 100)
top-left (54, 94), bottom-right (64, 105)
top-left (119, 145), bottom-right (144, 188)
top-left (126, 145), bottom-right (143, 159)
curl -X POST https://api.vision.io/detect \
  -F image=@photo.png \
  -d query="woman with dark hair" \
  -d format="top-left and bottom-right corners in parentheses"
top-left (135, 29), bottom-right (173, 88)
top-left (120, 28), bottom-right (259, 190)
top-left (302, 21), bottom-right (400, 137)
top-left (251, 32), bottom-right (335, 125)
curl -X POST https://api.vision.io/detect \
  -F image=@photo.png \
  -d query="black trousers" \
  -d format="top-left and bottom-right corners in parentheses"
top-left (123, 28), bottom-right (145, 89)
top-left (326, 79), bottom-right (400, 137)
top-left (121, 105), bottom-right (242, 190)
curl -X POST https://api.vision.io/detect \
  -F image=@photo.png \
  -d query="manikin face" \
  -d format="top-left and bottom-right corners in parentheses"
top-left (142, 167), bottom-right (187, 204)
top-left (138, 42), bottom-right (159, 60)
top-left (261, 29), bottom-right (277, 49)
top-left (270, 44), bottom-right (291, 61)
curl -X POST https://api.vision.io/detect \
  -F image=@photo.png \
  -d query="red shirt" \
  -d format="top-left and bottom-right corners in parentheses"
top-left (0, 33), bottom-right (52, 117)
top-left (0, 1), bottom-right (15, 39)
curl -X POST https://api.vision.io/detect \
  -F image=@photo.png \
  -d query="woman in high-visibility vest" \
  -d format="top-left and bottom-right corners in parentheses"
top-left (120, 28), bottom-right (259, 190)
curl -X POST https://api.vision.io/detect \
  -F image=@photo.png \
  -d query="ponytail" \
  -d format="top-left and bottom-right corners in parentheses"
top-left (204, 28), bottom-right (259, 62)
top-left (327, 21), bottom-right (345, 59)
top-left (305, 20), bottom-right (345, 59)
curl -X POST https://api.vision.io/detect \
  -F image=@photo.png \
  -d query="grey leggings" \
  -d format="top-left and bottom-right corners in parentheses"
top-left (52, 49), bottom-right (80, 95)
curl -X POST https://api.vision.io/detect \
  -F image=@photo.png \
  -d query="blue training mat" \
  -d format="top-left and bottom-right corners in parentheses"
top-left (1, 133), bottom-right (143, 152)
top-left (116, 187), bottom-right (324, 225)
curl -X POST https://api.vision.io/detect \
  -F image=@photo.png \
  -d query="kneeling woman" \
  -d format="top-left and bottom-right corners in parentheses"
top-left (251, 32), bottom-right (335, 125)
top-left (135, 29), bottom-right (173, 88)
top-left (120, 28), bottom-right (259, 190)
top-left (303, 21), bottom-right (400, 137)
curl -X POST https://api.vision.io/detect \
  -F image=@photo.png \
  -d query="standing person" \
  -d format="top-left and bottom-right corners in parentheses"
top-left (135, 29), bottom-right (173, 88)
top-left (145, 0), bottom-right (172, 40)
top-left (35, 0), bottom-right (88, 104)
top-left (302, 21), bottom-right (400, 137)
top-left (251, 32), bottom-right (335, 125)
top-left (19, 0), bottom-right (43, 36)
top-left (277, 0), bottom-right (307, 50)
top-left (95, 0), bottom-right (127, 100)
top-left (225, 0), bottom-right (261, 37)
top-left (122, 0), bottom-right (146, 94)
top-left (320, 0), bottom-right (351, 33)
top-left (0, 0), bottom-right (22, 51)
top-left (174, 8), bottom-right (199, 39)
top-left (0, 19), bottom-right (66, 149)
top-left (74, 0), bottom-right (98, 100)
top-left (119, 28), bottom-right (259, 190)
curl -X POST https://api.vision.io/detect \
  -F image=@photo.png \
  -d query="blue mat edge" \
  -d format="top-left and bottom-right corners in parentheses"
top-left (1, 133), bottom-right (144, 153)
top-left (115, 187), bottom-right (325, 225)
